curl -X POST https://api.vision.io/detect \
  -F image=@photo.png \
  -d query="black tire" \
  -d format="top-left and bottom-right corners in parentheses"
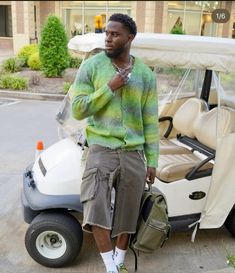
top-left (225, 210), bottom-right (235, 237)
top-left (25, 211), bottom-right (83, 268)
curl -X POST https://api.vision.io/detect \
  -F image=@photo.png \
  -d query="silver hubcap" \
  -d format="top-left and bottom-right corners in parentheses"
top-left (36, 231), bottom-right (66, 259)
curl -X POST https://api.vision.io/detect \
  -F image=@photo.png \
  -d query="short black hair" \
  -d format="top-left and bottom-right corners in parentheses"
top-left (108, 13), bottom-right (137, 36)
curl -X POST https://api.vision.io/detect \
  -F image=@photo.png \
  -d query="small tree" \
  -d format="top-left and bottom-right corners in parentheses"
top-left (39, 15), bottom-right (70, 77)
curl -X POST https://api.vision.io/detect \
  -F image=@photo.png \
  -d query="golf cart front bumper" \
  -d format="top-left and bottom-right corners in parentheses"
top-left (21, 164), bottom-right (83, 224)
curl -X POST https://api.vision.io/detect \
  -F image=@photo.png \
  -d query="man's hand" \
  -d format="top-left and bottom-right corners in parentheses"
top-left (146, 167), bottom-right (156, 184)
top-left (108, 68), bottom-right (131, 92)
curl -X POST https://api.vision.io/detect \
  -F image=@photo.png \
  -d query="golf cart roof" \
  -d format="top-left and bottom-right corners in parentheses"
top-left (68, 32), bottom-right (235, 72)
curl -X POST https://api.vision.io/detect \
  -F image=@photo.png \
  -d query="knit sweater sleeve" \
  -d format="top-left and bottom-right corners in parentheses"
top-left (143, 72), bottom-right (159, 168)
top-left (71, 60), bottom-right (114, 120)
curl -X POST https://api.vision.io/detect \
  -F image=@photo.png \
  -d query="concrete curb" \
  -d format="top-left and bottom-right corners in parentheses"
top-left (204, 267), bottom-right (235, 273)
top-left (0, 89), bottom-right (65, 101)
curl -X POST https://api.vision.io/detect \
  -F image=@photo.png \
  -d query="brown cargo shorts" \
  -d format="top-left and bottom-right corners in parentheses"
top-left (81, 144), bottom-right (146, 238)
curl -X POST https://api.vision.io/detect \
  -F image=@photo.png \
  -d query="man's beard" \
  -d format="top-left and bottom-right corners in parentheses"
top-left (105, 46), bottom-right (125, 58)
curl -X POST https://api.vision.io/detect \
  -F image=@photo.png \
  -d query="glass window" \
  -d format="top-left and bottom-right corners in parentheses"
top-left (168, 1), bottom-right (185, 10)
top-left (84, 1), bottom-right (106, 8)
top-left (108, 1), bottom-right (132, 8)
top-left (84, 9), bottom-right (107, 33)
top-left (184, 11), bottom-right (201, 35)
top-left (0, 5), bottom-right (12, 37)
top-left (107, 1), bottom-right (132, 17)
top-left (195, 1), bottom-right (220, 13)
top-left (201, 12), bottom-right (217, 36)
top-left (185, 1), bottom-right (203, 11)
top-left (63, 9), bottom-right (83, 37)
top-left (167, 1), bottom-right (219, 36)
top-left (195, 1), bottom-right (220, 36)
top-left (63, 1), bottom-right (132, 37)
top-left (167, 11), bottom-right (184, 34)
top-left (60, 1), bottom-right (83, 7)
top-left (83, 1), bottom-right (106, 34)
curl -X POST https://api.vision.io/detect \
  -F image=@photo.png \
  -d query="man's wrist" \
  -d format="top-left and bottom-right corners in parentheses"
top-left (108, 83), bottom-right (116, 92)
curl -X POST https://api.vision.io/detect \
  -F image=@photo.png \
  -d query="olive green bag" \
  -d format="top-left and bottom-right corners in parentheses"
top-left (130, 186), bottom-right (171, 271)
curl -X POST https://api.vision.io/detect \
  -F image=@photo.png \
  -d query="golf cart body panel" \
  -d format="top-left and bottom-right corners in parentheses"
top-left (22, 160), bottom-right (84, 224)
top-left (33, 138), bottom-right (87, 196)
top-left (156, 176), bottom-right (211, 217)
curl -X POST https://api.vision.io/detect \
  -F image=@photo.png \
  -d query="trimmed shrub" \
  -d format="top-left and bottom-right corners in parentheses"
top-left (0, 74), bottom-right (28, 90)
top-left (2, 57), bottom-right (25, 73)
top-left (17, 44), bottom-right (39, 65)
top-left (170, 25), bottom-right (186, 35)
top-left (39, 15), bottom-right (70, 77)
top-left (28, 52), bottom-right (42, 70)
top-left (70, 57), bottom-right (82, 69)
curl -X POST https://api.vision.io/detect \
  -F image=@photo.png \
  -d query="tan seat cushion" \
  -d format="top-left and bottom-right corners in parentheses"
top-left (159, 98), bottom-right (208, 155)
top-left (173, 98), bottom-right (208, 138)
top-left (160, 139), bottom-right (191, 154)
top-left (194, 107), bottom-right (235, 149)
top-left (156, 153), bottom-right (213, 183)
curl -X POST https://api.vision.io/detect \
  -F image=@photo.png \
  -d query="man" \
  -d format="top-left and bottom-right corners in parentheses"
top-left (72, 13), bottom-right (159, 273)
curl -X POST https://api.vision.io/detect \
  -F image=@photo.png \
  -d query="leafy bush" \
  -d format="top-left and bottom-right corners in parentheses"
top-left (0, 74), bottom-right (28, 90)
top-left (39, 15), bottom-right (70, 77)
top-left (28, 52), bottom-right (42, 70)
top-left (2, 57), bottom-right (25, 73)
top-left (17, 44), bottom-right (39, 65)
top-left (63, 81), bottom-right (72, 94)
top-left (69, 57), bottom-right (82, 68)
top-left (0, 65), bottom-right (5, 77)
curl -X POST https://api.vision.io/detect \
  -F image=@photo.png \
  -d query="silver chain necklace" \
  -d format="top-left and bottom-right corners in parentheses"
top-left (112, 56), bottom-right (133, 74)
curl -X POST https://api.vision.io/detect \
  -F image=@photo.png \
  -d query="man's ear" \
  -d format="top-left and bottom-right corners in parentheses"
top-left (128, 34), bottom-right (135, 43)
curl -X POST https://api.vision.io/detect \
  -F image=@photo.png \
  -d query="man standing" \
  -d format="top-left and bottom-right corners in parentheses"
top-left (72, 13), bottom-right (159, 273)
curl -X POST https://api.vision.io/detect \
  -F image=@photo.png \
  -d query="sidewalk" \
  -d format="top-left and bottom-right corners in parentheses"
top-left (204, 269), bottom-right (234, 273)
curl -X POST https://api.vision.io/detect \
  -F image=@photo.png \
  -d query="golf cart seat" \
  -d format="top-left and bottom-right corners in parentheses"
top-left (160, 98), bottom-right (209, 154)
top-left (160, 139), bottom-right (191, 154)
top-left (157, 103), bottom-right (235, 183)
top-left (156, 153), bottom-right (213, 182)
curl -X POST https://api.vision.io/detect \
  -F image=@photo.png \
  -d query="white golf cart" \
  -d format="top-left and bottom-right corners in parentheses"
top-left (21, 32), bottom-right (235, 268)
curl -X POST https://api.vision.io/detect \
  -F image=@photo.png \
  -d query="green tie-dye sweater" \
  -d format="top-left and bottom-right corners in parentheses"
top-left (71, 51), bottom-right (159, 167)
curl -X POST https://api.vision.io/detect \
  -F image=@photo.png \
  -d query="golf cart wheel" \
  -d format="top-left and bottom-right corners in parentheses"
top-left (25, 211), bottom-right (83, 268)
top-left (225, 210), bottom-right (235, 237)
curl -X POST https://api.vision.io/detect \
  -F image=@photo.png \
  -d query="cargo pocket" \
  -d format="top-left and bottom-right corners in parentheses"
top-left (80, 167), bottom-right (98, 203)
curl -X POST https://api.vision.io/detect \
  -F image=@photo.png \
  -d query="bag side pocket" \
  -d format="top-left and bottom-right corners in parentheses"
top-left (80, 167), bottom-right (98, 203)
top-left (132, 216), bottom-right (170, 253)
